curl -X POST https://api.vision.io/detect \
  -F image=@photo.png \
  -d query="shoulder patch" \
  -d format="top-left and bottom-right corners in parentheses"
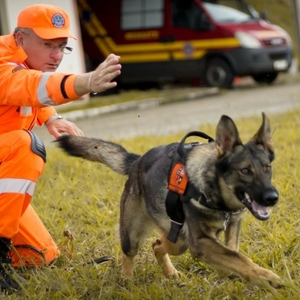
top-left (52, 14), bottom-right (65, 28)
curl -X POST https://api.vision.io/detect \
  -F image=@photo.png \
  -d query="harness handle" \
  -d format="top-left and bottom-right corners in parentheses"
top-left (177, 131), bottom-right (214, 157)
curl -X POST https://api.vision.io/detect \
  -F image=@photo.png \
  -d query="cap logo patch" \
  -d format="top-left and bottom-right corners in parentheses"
top-left (51, 14), bottom-right (65, 28)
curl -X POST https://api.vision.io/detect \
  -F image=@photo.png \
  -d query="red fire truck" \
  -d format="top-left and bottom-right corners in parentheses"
top-left (77, 0), bottom-right (293, 88)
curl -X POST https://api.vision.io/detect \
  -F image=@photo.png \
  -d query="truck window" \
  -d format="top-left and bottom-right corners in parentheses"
top-left (202, 2), bottom-right (256, 23)
top-left (203, 0), bottom-right (257, 16)
top-left (121, 0), bottom-right (164, 30)
top-left (172, 0), bottom-right (211, 31)
top-left (204, 0), bottom-right (240, 11)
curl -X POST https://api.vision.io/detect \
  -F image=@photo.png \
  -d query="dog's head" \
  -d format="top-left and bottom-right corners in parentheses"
top-left (216, 112), bottom-right (278, 220)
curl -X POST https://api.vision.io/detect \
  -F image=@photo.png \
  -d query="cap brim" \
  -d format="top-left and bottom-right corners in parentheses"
top-left (33, 28), bottom-right (77, 40)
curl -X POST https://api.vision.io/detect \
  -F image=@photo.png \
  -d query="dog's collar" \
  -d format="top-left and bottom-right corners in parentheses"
top-left (183, 181), bottom-right (229, 211)
top-left (183, 181), bottom-right (246, 214)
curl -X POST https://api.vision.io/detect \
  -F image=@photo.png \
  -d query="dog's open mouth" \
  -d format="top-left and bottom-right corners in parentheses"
top-left (241, 192), bottom-right (270, 220)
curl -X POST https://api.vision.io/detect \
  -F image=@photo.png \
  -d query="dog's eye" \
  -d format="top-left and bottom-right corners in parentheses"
top-left (240, 168), bottom-right (251, 175)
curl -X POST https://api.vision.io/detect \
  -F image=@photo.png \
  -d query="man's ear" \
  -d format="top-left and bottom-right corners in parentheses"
top-left (14, 31), bottom-right (25, 46)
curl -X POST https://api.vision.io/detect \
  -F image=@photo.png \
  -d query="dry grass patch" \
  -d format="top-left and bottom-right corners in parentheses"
top-left (7, 109), bottom-right (300, 299)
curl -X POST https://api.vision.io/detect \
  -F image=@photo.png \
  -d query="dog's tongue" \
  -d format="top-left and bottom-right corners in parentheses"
top-left (252, 201), bottom-right (270, 218)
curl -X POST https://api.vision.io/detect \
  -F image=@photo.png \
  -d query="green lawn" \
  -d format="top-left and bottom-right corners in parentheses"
top-left (7, 109), bottom-right (300, 299)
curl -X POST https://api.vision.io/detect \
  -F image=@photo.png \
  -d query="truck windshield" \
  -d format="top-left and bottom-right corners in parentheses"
top-left (203, 2), bottom-right (256, 23)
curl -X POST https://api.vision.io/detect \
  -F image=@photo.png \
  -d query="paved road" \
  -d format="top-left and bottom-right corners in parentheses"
top-left (34, 81), bottom-right (300, 148)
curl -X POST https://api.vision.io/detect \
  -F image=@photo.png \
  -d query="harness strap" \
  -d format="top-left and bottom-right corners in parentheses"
top-left (166, 190), bottom-right (184, 243)
top-left (165, 131), bottom-right (214, 243)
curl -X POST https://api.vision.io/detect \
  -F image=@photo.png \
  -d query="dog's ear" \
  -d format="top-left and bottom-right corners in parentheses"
top-left (252, 112), bottom-right (274, 160)
top-left (216, 115), bottom-right (242, 156)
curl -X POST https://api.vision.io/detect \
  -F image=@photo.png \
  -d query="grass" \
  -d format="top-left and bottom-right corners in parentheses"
top-left (4, 109), bottom-right (300, 299)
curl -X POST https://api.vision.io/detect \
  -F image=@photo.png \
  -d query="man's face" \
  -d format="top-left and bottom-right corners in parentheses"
top-left (16, 29), bottom-right (69, 72)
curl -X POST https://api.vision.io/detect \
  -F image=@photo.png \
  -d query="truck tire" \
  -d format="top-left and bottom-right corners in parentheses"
top-left (204, 58), bottom-right (234, 89)
top-left (252, 72), bottom-right (278, 84)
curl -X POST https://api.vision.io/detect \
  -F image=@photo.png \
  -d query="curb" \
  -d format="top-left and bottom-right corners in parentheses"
top-left (60, 87), bottom-right (220, 122)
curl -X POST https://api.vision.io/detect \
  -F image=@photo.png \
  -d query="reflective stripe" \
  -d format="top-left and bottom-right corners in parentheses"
top-left (0, 179), bottom-right (36, 196)
top-left (7, 62), bottom-right (26, 68)
top-left (20, 106), bottom-right (32, 116)
top-left (37, 73), bottom-right (56, 106)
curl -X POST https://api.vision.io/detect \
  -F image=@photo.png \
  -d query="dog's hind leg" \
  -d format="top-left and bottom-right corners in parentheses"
top-left (120, 214), bottom-right (153, 277)
top-left (120, 187), bottom-right (154, 277)
top-left (152, 234), bottom-right (187, 278)
top-left (122, 253), bottom-right (135, 277)
top-left (121, 218), bottom-right (153, 277)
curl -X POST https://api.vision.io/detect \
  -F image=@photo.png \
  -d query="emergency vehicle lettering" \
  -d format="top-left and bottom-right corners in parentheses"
top-left (84, 25), bottom-right (238, 62)
top-left (125, 31), bottom-right (159, 40)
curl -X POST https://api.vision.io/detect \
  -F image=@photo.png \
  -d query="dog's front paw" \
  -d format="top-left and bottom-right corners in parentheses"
top-left (152, 238), bottom-right (181, 279)
top-left (164, 268), bottom-right (181, 279)
top-left (250, 266), bottom-right (283, 288)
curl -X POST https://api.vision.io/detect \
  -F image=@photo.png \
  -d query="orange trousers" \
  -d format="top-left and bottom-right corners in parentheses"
top-left (0, 130), bottom-right (59, 267)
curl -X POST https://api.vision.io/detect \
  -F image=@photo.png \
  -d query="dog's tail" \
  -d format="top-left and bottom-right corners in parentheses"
top-left (56, 135), bottom-right (140, 175)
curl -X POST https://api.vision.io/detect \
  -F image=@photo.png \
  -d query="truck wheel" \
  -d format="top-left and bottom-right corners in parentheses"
top-left (252, 72), bottom-right (278, 84)
top-left (204, 58), bottom-right (234, 88)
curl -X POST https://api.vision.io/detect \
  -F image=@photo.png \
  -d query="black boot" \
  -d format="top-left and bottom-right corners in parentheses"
top-left (0, 238), bottom-right (23, 291)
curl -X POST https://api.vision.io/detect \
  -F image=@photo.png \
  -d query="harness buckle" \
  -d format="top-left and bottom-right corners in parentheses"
top-left (167, 220), bottom-right (184, 243)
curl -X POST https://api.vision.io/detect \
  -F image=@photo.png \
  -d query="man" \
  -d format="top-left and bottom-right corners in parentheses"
top-left (0, 4), bottom-right (121, 291)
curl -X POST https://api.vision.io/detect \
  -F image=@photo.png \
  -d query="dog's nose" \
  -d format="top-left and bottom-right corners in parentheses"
top-left (263, 187), bottom-right (279, 206)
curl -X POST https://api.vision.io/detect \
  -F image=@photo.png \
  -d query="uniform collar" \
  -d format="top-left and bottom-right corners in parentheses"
top-left (0, 33), bottom-right (28, 65)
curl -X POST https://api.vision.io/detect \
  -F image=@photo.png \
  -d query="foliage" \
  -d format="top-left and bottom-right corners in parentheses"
top-left (248, 0), bottom-right (298, 62)
top-left (4, 109), bottom-right (300, 299)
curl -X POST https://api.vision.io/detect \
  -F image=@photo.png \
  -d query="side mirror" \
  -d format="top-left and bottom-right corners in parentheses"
top-left (260, 10), bottom-right (268, 20)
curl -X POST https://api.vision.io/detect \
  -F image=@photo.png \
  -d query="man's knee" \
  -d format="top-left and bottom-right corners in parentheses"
top-left (23, 130), bottom-right (46, 163)
top-left (0, 130), bottom-right (46, 175)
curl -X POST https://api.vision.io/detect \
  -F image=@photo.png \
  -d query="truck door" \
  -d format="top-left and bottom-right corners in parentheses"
top-left (119, 0), bottom-right (173, 85)
top-left (170, 0), bottom-right (214, 81)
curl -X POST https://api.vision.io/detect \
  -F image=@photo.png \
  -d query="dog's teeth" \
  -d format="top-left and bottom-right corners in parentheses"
top-left (244, 193), bottom-right (251, 203)
top-left (252, 201), bottom-right (271, 219)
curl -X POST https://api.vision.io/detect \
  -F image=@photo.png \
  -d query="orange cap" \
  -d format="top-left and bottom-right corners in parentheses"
top-left (17, 4), bottom-right (76, 40)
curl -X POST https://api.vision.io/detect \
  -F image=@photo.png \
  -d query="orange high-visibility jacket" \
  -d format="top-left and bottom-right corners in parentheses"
top-left (0, 33), bottom-right (81, 133)
top-left (0, 33), bottom-right (82, 265)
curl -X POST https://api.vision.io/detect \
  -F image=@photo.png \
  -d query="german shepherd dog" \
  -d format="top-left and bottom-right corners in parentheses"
top-left (56, 113), bottom-right (282, 287)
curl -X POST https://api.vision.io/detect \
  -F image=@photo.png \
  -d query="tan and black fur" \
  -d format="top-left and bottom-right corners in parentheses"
top-left (56, 113), bottom-right (282, 287)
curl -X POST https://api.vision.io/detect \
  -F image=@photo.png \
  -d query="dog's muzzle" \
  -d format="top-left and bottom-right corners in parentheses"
top-left (261, 186), bottom-right (279, 206)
